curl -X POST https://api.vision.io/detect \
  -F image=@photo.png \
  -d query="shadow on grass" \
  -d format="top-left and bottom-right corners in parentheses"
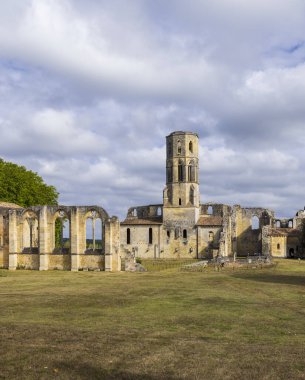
top-left (55, 361), bottom-right (177, 380)
top-left (232, 273), bottom-right (305, 287)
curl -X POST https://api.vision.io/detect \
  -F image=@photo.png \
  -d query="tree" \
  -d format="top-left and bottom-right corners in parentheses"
top-left (0, 158), bottom-right (58, 207)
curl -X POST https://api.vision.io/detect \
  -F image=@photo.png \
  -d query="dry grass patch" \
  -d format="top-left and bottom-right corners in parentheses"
top-left (1, 260), bottom-right (305, 379)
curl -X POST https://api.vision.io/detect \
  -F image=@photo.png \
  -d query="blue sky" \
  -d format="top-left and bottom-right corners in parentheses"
top-left (0, 0), bottom-right (305, 219)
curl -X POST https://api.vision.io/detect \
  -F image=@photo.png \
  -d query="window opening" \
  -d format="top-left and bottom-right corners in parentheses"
top-left (178, 162), bottom-right (184, 182)
top-left (149, 228), bottom-right (153, 244)
top-left (183, 229), bottom-right (187, 239)
top-left (167, 165), bottom-right (173, 183)
top-left (189, 141), bottom-right (193, 153)
top-left (252, 216), bottom-right (259, 230)
top-left (209, 231), bottom-right (214, 242)
top-left (127, 228), bottom-right (131, 244)
top-left (188, 161), bottom-right (195, 182)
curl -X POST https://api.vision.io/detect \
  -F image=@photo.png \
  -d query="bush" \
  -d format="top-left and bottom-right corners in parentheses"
top-left (135, 257), bottom-right (142, 264)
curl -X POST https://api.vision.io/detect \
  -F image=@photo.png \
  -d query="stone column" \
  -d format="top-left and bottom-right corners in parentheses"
top-left (39, 206), bottom-right (50, 270)
top-left (9, 210), bottom-right (18, 270)
top-left (105, 217), bottom-right (121, 272)
top-left (70, 207), bottom-right (81, 271)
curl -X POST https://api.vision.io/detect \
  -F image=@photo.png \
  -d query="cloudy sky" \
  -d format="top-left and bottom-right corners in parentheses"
top-left (0, 0), bottom-right (305, 219)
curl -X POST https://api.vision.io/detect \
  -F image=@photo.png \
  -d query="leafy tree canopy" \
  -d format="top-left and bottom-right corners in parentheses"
top-left (0, 158), bottom-right (58, 207)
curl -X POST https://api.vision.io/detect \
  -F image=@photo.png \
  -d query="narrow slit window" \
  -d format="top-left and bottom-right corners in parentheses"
top-left (127, 228), bottom-right (131, 244)
top-left (178, 162), bottom-right (184, 182)
top-left (149, 228), bottom-right (153, 244)
top-left (183, 229), bottom-right (187, 239)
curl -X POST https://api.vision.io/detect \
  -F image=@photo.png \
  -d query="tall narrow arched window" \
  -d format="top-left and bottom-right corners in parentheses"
top-left (277, 243), bottom-right (280, 250)
top-left (127, 228), bottom-right (131, 244)
top-left (207, 206), bottom-right (213, 215)
top-left (188, 160), bottom-right (195, 182)
top-left (189, 141), bottom-right (193, 153)
top-left (149, 228), bottom-right (153, 244)
top-left (167, 165), bottom-right (173, 183)
top-left (252, 216), bottom-right (259, 230)
top-left (178, 161), bottom-right (184, 182)
top-left (189, 186), bottom-right (195, 205)
top-left (54, 211), bottom-right (70, 254)
top-left (183, 229), bottom-right (187, 239)
top-left (177, 140), bottom-right (181, 154)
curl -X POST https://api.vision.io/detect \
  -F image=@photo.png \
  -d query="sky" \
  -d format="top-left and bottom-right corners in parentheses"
top-left (0, 0), bottom-right (305, 219)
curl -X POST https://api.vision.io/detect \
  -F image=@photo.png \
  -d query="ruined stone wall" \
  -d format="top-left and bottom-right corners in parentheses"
top-left (48, 255), bottom-right (71, 270)
top-left (0, 213), bottom-right (9, 268)
top-left (287, 235), bottom-right (301, 258)
top-left (270, 236), bottom-right (287, 257)
top-left (120, 225), bottom-right (161, 259)
top-left (233, 206), bottom-right (273, 255)
top-left (17, 254), bottom-right (39, 270)
top-left (197, 226), bottom-right (222, 258)
top-left (6, 205), bottom-right (120, 272)
top-left (161, 226), bottom-right (197, 258)
top-left (79, 254), bottom-right (105, 270)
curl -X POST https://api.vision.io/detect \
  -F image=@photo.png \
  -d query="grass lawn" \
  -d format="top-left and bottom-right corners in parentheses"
top-left (1, 260), bottom-right (305, 379)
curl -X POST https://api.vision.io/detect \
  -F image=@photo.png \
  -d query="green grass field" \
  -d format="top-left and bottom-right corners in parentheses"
top-left (1, 260), bottom-right (305, 379)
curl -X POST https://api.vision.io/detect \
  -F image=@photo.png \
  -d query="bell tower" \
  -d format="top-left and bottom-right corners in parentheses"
top-left (163, 131), bottom-right (200, 226)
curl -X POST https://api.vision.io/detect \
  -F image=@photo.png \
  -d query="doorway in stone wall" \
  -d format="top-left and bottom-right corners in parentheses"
top-left (289, 248), bottom-right (295, 257)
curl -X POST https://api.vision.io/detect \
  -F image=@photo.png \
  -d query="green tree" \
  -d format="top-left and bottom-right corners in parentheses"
top-left (0, 158), bottom-right (58, 207)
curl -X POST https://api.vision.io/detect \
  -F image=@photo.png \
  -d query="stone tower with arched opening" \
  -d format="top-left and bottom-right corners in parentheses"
top-left (163, 131), bottom-right (200, 226)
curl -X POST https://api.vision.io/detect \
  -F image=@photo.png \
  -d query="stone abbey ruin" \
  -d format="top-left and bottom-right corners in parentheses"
top-left (1, 131), bottom-right (304, 271)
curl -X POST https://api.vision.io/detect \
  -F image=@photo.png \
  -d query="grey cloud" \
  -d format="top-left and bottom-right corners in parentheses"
top-left (0, 0), bottom-right (305, 219)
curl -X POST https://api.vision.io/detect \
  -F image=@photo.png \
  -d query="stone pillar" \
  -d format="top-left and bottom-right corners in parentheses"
top-left (262, 226), bottom-right (271, 256)
top-left (105, 217), bottom-right (121, 272)
top-left (70, 207), bottom-right (81, 271)
top-left (39, 206), bottom-right (50, 270)
top-left (9, 210), bottom-right (18, 270)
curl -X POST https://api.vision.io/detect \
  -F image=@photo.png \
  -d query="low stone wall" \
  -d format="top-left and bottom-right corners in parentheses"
top-left (0, 248), bottom-right (9, 268)
top-left (48, 254), bottom-right (71, 270)
top-left (17, 254), bottom-right (39, 270)
top-left (80, 254), bottom-right (104, 270)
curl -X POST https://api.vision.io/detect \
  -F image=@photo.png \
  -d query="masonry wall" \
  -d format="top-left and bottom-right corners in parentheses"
top-left (161, 225), bottom-right (197, 258)
top-left (17, 254), bottom-right (40, 269)
top-left (270, 236), bottom-right (286, 257)
top-left (7, 205), bottom-right (120, 272)
top-left (120, 225), bottom-right (161, 258)
top-left (234, 207), bottom-right (264, 255)
top-left (197, 226), bottom-right (222, 258)
top-left (48, 255), bottom-right (71, 270)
